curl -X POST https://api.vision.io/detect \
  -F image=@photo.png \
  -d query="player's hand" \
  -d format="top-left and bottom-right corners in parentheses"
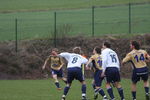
top-left (101, 72), bottom-right (105, 78)
top-left (85, 66), bottom-right (90, 70)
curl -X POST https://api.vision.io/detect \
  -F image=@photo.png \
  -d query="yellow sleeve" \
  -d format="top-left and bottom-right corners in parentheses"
top-left (122, 53), bottom-right (132, 63)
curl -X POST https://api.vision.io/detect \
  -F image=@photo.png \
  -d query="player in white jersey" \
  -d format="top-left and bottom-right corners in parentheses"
top-left (59, 47), bottom-right (88, 100)
top-left (101, 42), bottom-right (125, 100)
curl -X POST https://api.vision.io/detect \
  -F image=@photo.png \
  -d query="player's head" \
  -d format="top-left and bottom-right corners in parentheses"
top-left (73, 47), bottom-right (81, 54)
top-left (51, 48), bottom-right (59, 55)
top-left (103, 41), bottom-right (111, 49)
top-left (93, 46), bottom-right (101, 54)
top-left (130, 40), bottom-right (140, 50)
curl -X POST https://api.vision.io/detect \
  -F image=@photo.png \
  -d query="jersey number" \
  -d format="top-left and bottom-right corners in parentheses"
top-left (72, 57), bottom-right (78, 64)
top-left (97, 60), bottom-right (102, 66)
top-left (110, 54), bottom-right (117, 63)
top-left (134, 54), bottom-right (145, 62)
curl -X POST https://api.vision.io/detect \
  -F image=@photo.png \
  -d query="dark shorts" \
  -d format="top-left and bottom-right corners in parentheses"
top-left (67, 67), bottom-right (84, 84)
top-left (51, 68), bottom-right (63, 78)
top-left (132, 67), bottom-right (149, 84)
top-left (105, 67), bottom-right (120, 83)
top-left (94, 70), bottom-right (104, 87)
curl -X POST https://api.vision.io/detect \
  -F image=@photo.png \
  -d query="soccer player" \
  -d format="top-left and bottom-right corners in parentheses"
top-left (59, 47), bottom-right (88, 100)
top-left (101, 42), bottom-right (125, 100)
top-left (42, 48), bottom-right (67, 90)
top-left (86, 46), bottom-right (108, 100)
top-left (122, 40), bottom-right (150, 100)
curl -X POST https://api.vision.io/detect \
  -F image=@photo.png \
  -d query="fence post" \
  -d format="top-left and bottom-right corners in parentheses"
top-left (129, 3), bottom-right (131, 34)
top-left (54, 12), bottom-right (57, 47)
top-left (15, 18), bottom-right (18, 53)
top-left (92, 6), bottom-right (95, 37)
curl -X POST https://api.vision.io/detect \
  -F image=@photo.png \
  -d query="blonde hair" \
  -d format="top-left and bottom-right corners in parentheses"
top-left (73, 47), bottom-right (81, 54)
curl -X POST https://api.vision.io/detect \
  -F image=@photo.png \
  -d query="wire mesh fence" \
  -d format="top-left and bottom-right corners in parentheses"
top-left (0, 3), bottom-right (150, 51)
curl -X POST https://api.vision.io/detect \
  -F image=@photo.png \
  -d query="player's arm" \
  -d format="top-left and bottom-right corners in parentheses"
top-left (101, 51), bottom-right (108, 77)
top-left (60, 57), bottom-right (65, 68)
top-left (101, 51), bottom-right (107, 73)
top-left (85, 57), bottom-right (93, 70)
top-left (42, 58), bottom-right (49, 70)
top-left (59, 52), bottom-right (70, 60)
top-left (122, 53), bottom-right (131, 65)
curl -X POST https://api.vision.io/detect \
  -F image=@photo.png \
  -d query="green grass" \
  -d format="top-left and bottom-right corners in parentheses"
top-left (0, 3), bottom-right (150, 41)
top-left (0, 0), bottom-right (149, 12)
top-left (0, 79), bottom-right (148, 100)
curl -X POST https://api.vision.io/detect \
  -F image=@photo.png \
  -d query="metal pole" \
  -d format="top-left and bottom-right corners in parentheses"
top-left (92, 6), bottom-right (95, 37)
top-left (15, 18), bottom-right (18, 53)
top-left (54, 12), bottom-right (57, 47)
top-left (129, 3), bottom-right (131, 34)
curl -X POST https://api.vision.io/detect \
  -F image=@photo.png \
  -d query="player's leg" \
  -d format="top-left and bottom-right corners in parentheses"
top-left (62, 83), bottom-right (71, 100)
top-left (106, 83), bottom-right (115, 100)
top-left (131, 83), bottom-right (137, 100)
top-left (76, 68), bottom-right (87, 100)
top-left (115, 82), bottom-right (125, 100)
top-left (92, 80), bottom-right (96, 90)
top-left (142, 73), bottom-right (149, 100)
top-left (59, 69), bottom-right (67, 84)
top-left (94, 70), bottom-right (107, 100)
top-left (144, 80), bottom-right (150, 100)
top-left (105, 68), bottom-right (115, 100)
top-left (113, 69), bottom-right (125, 100)
top-left (131, 70), bottom-right (139, 100)
top-left (61, 68), bottom-right (74, 100)
top-left (51, 69), bottom-right (62, 90)
top-left (52, 74), bottom-right (62, 90)
top-left (81, 81), bottom-right (87, 100)
top-left (61, 77), bottom-right (67, 84)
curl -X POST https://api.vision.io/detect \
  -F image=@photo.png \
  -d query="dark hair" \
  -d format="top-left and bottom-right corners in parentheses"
top-left (73, 47), bottom-right (81, 54)
top-left (131, 41), bottom-right (140, 50)
top-left (103, 41), bottom-right (111, 48)
top-left (94, 46), bottom-right (101, 54)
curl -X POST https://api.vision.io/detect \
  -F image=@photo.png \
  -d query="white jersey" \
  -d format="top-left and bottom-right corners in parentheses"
top-left (101, 48), bottom-right (120, 71)
top-left (59, 52), bottom-right (88, 68)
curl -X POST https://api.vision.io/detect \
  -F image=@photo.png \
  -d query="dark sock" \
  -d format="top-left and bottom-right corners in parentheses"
top-left (64, 86), bottom-right (70, 95)
top-left (132, 91), bottom-right (136, 99)
top-left (55, 82), bottom-right (60, 88)
top-left (145, 87), bottom-right (149, 94)
top-left (107, 87), bottom-right (114, 99)
top-left (117, 88), bottom-right (124, 99)
top-left (82, 84), bottom-right (86, 94)
top-left (99, 88), bottom-right (105, 97)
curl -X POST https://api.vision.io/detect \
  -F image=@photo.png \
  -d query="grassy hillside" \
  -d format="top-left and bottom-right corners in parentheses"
top-left (0, 0), bottom-right (150, 12)
top-left (0, 79), bottom-right (148, 100)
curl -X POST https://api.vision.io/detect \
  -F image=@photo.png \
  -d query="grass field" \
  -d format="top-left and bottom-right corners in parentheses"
top-left (0, 0), bottom-right (150, 41)
top-left (0, 79), bottom-right (148, 100)
top-left (0, 0), bottom-right (149, 12)
top-left (0, 3), bottom-right (150, 41)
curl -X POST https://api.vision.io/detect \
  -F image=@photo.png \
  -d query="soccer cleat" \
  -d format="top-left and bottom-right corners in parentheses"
top-left (103, 96), bottom-right (108, 100)
top-left (132, 99), bottom-right (136, 100)
top-left (146, 93), bottom-right (150, 100)
top-left (61, 96), bottom-right (65, 100)
top-left (94, 93), bottom-right (98, 100)
top-left (82, 96), bottom-right (87, 100)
